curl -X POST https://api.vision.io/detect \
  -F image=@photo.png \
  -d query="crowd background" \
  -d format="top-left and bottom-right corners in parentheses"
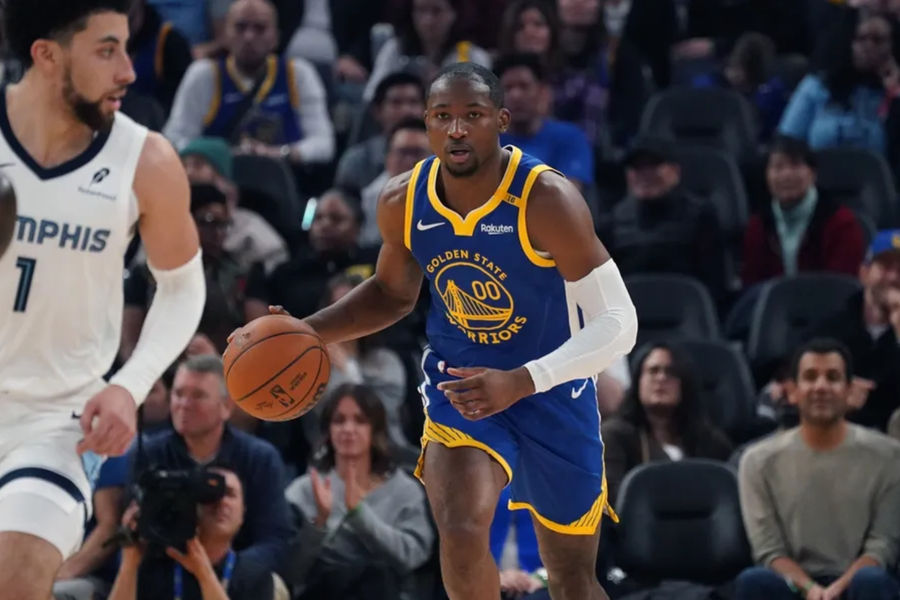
top-left (4, 0), bottom-right (900, 598)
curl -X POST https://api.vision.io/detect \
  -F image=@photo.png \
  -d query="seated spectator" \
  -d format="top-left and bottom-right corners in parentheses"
top-left (778, 13), bottom-right (900, 154)
top-left (362, 0), bottom-right (491, 101)
top-left (606, 135), bottom-right (728, 300)
top-left (692, 32), bottom-right (788, 141)
top-left (179, 137), bottom-right (289, 273)
top-left (496, 53), bottom-right (595, 190)
top-left (266, 188), bottom-right (378, 319)
top-left (298, 274), bottom-right (414, 462)
top-left (806, 230), bottom-right (900, 430)
top-left (742, 135), bottom-right (865, 287)
top-left (497, 0), bottom-right (563, 71)
top-left (165, 0), bottom-right (335, 166)
top-left (554, 0), bottom-right (649, 155)
top-left (52, 456), bottom-right (128, 600)
top-left (147, 0), bottom-right (233, 57)
top-left (360, 117), bottom-right (431, 247)
top-left (128, 0), bottom-right (193, 113)
top-left (736, 338), bottom-right (900, 600)
top-left (336, 72), bottom-right (425, 193)
top-left (122, 184), bottom-right (268, 355)
top-left (285, 384), bottom-right (434, 600)
top-left (602, 342), bottom-right (733, 503)
top-left (109, 466), bottom-right (274, 600)
top-left (126, 355), bottom-right (293, 574)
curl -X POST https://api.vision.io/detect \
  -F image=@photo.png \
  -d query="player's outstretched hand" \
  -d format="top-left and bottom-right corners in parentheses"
top-left (225, 305), bottom-right (292, 345)
top-left (76, 384), bottom-right (137, 456)
top-left (438, 366), bottom-right (536, 420)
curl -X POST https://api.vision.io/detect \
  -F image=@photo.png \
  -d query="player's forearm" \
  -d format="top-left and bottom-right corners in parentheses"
top-left (304, 277), bottom-right (416, 344)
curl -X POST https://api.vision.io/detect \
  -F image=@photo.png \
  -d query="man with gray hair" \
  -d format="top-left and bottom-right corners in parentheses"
top-left (125, 355), bottom-right (293, 575)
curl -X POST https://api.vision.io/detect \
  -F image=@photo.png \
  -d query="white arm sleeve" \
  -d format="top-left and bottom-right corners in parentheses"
top-left (523, 260), bottom-right (638, 394)
top-left (110, 250), bottom-right (206, 404)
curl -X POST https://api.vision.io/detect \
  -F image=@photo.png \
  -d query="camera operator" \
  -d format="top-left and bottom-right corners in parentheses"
top-left (109, 467), bottom-right (274, 600)
top-left (126, 355), bottom-right (292, 573)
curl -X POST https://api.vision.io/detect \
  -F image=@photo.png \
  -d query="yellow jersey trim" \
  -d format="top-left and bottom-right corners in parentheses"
top-left (225, 54), bottom-right (278, 103)
top-left (415, 415), bottom-right (513, 485)
top-left (403, 161), bottom-right (426, 250)
top-left (457, 41), bottom-right (471, 63)
top-left (203, 61), bottom-right (222, 127)
top-left (286, 58), bottom-right (300, 110)
top-left (508, 470), bottom-right (618, 535)
top-left (517, 165), bottom-right (557, 268)
top-left (154, 23), bottom-right (173, 80)
top-left (426, 146), bottom-right (522, 236)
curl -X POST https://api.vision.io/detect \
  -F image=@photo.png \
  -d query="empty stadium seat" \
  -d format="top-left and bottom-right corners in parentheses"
top-left (232, 154), bottom-right (304, 241)
top-left (626, 274), bottom-right (721, 348)
top-left (639, 87), bottom-right (758, 162)
top-left (680, 339), bottom-right (757, 439)
top-left (615, 460), bottom-right (752, 585)
top-left (746, 273), bottom-right (862, 378)
top-left (815, 147), bottom-right (898, 228)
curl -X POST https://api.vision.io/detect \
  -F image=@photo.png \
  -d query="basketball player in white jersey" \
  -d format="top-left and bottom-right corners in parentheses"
top-left (0, 2), bottom-right (206, 598)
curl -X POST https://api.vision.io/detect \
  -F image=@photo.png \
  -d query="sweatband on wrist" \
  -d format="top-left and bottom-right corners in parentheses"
top-left (110, 250), bottom-right (206, 404)
top-left (524, 260), bottom-right (637, 394)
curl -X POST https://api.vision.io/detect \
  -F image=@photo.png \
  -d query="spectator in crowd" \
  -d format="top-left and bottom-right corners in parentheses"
top-left (126, 355), bottom-right (293, 574)
top-left (165, 0), bottom-right (335, 166)
top-left (179, 137), bottom-right (289, 273)
top-left (298, 274), bottom-right (415, 464)
top-left (52, 457), bottom-right (128, 600)
top-left (122, 184), bottom-right (269, 355)
top-left (143, 373), bottom-right (174, 432)
top-left (778, 13), bottom-right (900, 155)
top-left (807, 230), bottom-right (900, 431)
top-left (285, 384), bottom-right (433, 600)
top-left (359, 117), bottom-right (431, 247)
top-left (128, 0), bottom-right (193, 113)
top-left (692, 32), bottom-right (789, 141)
top-left (602, 342), bottom-right (733, 503)
top-left (146, 0), bottom-right (234, 57)
top-left (363, 0), bottom-right (492, 101)
top-left (497, 0), bottom-right (563, 71)
top-left (742, 135), bottom-right (865, 287)
top-left (736, 338), bottom-right (900, 600)
top-left (109, 466), bottom-right (274, 600)
top-left (335, 72), bottom-right (425, 193)
top-left (496, 53), bottom-right (595, 191)
top-left (554, 0), bottom-right (649, 155)
top-left (266, 188), bottom-right (378, 319)
top-left (606, 135), bottom-right (728, 300)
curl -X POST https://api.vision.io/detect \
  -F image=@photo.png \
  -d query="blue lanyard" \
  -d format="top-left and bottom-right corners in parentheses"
top-left (174, 549), bottom-right (236, 600)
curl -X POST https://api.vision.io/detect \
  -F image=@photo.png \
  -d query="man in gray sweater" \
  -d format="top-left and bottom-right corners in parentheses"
top-left (736, 338), bottom-right (900, 600)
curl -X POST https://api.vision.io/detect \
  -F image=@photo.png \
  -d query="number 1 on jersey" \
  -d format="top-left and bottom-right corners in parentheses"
top-left (13, 257), bottom-right (36, 312)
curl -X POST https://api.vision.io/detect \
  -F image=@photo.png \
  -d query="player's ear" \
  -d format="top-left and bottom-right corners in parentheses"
top-left (31, 39), bottom-right (63, 74)
top-left (498, 107), bottom-right (511, 133)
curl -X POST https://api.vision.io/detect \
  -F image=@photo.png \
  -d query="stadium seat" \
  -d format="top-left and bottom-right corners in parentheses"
top-left (615, 460), bottom-right (752, 585)
top-left (746, 273), bottom-right (862, 378)
top-left (815, 147), bottom-right (898, 228)
top-left (626, 274), bottom-right (721, 347)
top-left (676, 145), bottom-right (749, 243)
top-left (679, 339), bottom-right (756, 439)
top-left (639, 87), bottom-right (758, 162)
top-left (232, 154), bottom-right (304, 241)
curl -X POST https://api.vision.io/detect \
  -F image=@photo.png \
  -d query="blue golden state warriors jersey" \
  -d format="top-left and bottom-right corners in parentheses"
top-left (405, 146), bottom-right (576, 371)
top-left (203, 55), bottom-right (303, 144)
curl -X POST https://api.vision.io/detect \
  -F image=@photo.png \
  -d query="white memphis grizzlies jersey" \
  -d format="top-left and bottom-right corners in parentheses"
top-left (0, 100), bottom-right (148, 406)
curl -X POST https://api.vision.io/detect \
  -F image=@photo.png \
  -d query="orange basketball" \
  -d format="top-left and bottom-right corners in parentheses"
top-left (223, 315), bottom-right (330, 421)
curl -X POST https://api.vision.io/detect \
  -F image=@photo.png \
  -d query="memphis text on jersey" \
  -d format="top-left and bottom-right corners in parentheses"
top-left (13, 215), bottom-right (110, 253)
top-left (425, 248), bottom-right (527, 345)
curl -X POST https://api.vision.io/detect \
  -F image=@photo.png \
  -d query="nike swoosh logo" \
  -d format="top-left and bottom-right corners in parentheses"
top-left (417, 220), bottom-right (445, 231)
top-left (0, 163), bottom-right (15, 168)
top-left (571, 379), bottom-right (590, 399)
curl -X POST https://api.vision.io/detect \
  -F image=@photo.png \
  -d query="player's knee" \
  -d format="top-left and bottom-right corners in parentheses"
top-left (432, 507), bottom-right (493, 549)
top-left (545, 561), bottom-right (598, 598)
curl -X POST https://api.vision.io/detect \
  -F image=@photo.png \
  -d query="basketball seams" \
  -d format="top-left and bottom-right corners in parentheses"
top-left (224, 330), bottom-right (321, 379)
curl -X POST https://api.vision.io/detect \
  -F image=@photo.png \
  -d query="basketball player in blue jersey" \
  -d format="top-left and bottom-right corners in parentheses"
top-left (268, 62), bottom-right (637, 600)
top-left (0, 2), bottom-right (205, 598)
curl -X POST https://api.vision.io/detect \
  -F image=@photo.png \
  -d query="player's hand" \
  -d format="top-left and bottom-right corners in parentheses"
top-left (166, 538), bottom-right (216, 580)
top-left (226, 305), bottom-right (292, 344)
top-left (438, 366), bottom-right (536, 420)
top-left (310, 468), bottom-right (333, 527)
top-left (76, 385), bottom-right (137, 456)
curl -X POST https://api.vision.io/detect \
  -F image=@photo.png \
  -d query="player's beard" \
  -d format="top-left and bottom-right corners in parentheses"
top-left (62, 68), bottom-right (114, 133)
